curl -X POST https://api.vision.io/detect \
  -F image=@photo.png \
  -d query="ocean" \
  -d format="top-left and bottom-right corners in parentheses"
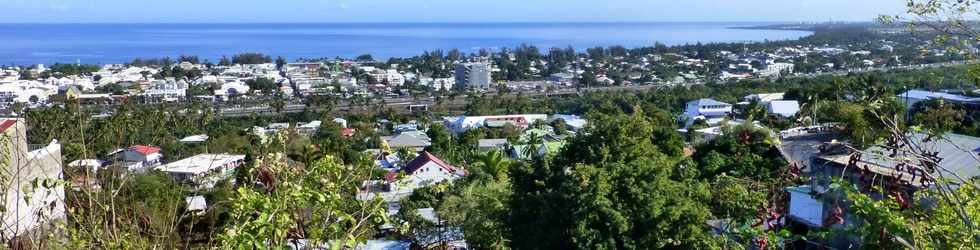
top-left (0, 22), bottom-right (812, 65)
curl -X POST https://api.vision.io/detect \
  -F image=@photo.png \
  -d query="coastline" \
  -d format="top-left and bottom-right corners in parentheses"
top-left (0, 22), bottom-right (815, 65)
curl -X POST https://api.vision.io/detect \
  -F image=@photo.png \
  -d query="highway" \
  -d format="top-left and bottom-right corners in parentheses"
top-left (216, 61), bottom-right (970, 118)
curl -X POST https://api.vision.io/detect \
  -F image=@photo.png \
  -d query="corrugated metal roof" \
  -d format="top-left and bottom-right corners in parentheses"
top-left (829, 132), bottom-right (980, 183)
top-left (692, 98), bottom-right (731, 107)
top-left (898, 90), bottom-right (980, 103)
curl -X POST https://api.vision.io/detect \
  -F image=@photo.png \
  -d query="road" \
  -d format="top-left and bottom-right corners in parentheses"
top-left (216, 61), bottom-right (970, 118)
top-left (216, 85), bottom-right (660, 117)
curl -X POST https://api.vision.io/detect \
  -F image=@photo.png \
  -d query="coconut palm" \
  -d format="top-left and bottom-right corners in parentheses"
top-left (521, 133), bottom-right (544, 160)
top-left (471, 150), bottom-right (511, 182)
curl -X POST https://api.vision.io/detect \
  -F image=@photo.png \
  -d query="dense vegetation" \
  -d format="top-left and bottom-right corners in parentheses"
top-left (8, 17), bottom-right (980, 247)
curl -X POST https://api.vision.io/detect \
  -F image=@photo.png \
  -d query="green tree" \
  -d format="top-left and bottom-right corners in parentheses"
top-left (509, 110), bottom-right (723, 249)
top-left (218, 151), bottom-right (388, 248)
top-left (245, 77), bottom-right (278, 94)
top-left (275, 56), bottom-right (288, 71)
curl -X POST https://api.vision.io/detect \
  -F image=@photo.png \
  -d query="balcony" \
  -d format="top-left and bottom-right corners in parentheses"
top-left (28, 144), bottom-right (49, 152)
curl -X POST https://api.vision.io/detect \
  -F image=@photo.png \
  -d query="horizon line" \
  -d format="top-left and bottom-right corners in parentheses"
top-left (0, 20), bottom-right (876, 25)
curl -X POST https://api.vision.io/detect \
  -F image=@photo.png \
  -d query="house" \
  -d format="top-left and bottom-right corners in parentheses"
top-left (75, 93), bottom-right (114, 106)
top-left (383, 133), bottom-right (431, 152)
top-left (142, 80), bottom-right (187, 102)
top-left (682, 98), bottom-right (733, 126)
top-left (375, 151), bottom-right (401, 170)
top-left (743, 93), bottom-right (786, 103)
top-left (785, 132), bottom-right (980, 247)
top-left (68, 159), bottom-right (105, 173)
top-left (155, 154), bottom-right (246, 188)
top-left (62, 85), bottom-right (81, 100)
top-left (116, 145), bottom-right (163, 171)
top-left (1, 119), bottom-right (64, 242)
top-left (766, 100), bottom-right (801, 118)
top-left (384, 152), bottom-right (465, 191)
top-left (393, 123), bottom-right (419, 133)
top-left (214, 81), bottom-right (250, 100)
top-left (897, 89), bottom-right (980, 109)
top-left (296, 120), bottom-right (322, 136)
top-left (179, 134), bottom-right (209, 144)
top-left (185, 196), bottom-right (207, 216)
top-left (442, 114), bottom-right (548, 133)
top-left (815, 132), bottom-right (980, 190)
top-left (549, 114), bottom-right (588, 132)
top-left (478, 139), bottom-right (509, 152)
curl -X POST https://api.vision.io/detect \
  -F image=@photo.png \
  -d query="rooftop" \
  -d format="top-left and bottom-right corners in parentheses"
top-left (403, 151), bottom-right (459, 175)
top-left (820, 132), bottom-right (980, 186)
top-left (690, 98), bottom-right (731, 107)
top-left (0, 119), bottom-right (17, 133)
top-left (130, 145), bottom-right (162, 155)
top-left (898, 89), bottom-right (980, 103)
top-left (156, 154), bottom-right (245, 175)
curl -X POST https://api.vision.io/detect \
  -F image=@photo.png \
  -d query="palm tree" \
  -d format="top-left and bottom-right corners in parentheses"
top-left (521, 133), bottom-right (544, 160)
top-left (471, 150), bottom-right (510, 182)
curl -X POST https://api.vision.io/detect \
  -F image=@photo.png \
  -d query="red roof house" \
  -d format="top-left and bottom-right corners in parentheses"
top-left (130, 145), bottom-right (162, 155)
top-left (386, 152), bottom-right (465, 190)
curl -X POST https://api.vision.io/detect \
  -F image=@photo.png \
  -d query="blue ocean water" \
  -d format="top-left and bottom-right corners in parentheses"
top-left (0, 22), bottom-right (812, 65)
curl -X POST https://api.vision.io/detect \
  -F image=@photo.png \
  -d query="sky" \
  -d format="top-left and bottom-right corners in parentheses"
top-left (0, 0), bottom-right (907, 23)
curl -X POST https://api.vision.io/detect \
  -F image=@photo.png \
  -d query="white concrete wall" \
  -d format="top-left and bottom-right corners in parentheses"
top-left (1, 120), bottom-right (64, 241)
top-left (408, 162), bottom-right (457, 188)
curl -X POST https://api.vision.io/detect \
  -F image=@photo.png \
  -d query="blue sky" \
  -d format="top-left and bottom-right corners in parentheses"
top-left (1, 0), bottom-right (907, 23)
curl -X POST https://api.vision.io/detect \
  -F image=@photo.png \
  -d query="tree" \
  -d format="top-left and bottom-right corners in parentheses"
top-left (438, 180), bottom-right (512, 249)
top-left (245, 77), bottom-right (278, 94)
top-left (178, 55), bottom-right (200, 64)
top-left (231, 53), bottom-right (272, 65)
top-left (692, 123), bottom-right (784, 180)
top-left (270, 93), bottom-right (287, 114)
top-left (913, 99), bottom-right (965, 135)
top-left (470, 150), bottom-right (511, 183)
top-left (218, 149), bottom-right (388, 248)
top-left (426, 124), bottom-right (454, 154)
top-left (275, 56), bottom-right (288, 71)
top-left (509, 110), bottom-right (724, 249)
top-left (356, 54), bottom-right (374, 62)
top-left (218, 56), bottom-right (232, 66)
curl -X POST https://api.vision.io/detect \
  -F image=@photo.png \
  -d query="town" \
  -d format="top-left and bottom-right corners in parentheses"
top-left (2, 20), bottom-right (980, 250)
top-left (0, 25), bottom-right (966, 116)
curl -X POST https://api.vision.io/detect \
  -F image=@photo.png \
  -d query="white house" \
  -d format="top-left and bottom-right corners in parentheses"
top-left (155, 154), bottom-right (246, 188)
top-left (143, 81), bottom-right (187, 102)
top-left (384, 152), bottom-right (465, 191)
top-left (442, 114), bottom-right (548, 133)
top-left (214, 81), bottom-right (250, 100)
top-left (682, 98), bottom-right (733, 126)
top-left (116, 145), bottom-right (163, 172)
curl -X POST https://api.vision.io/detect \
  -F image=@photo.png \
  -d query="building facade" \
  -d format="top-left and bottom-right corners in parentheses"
top-left (454, 62), bottom-right (492, 89)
